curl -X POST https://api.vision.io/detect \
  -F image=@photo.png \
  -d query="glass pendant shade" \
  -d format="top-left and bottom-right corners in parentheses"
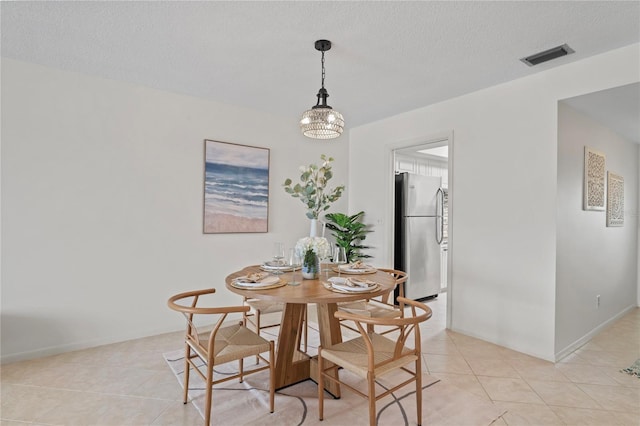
top-left (301, 39), bottom-right (344, 140)
top-left (300, 107), bottom-right (345, 139)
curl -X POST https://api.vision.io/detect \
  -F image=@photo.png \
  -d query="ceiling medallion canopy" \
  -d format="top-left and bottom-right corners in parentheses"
top-left (300, 39), bottom-right (344, 140)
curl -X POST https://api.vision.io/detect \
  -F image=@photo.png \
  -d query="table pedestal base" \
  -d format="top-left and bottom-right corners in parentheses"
top-left (272, 302), bottom-right (341, 398)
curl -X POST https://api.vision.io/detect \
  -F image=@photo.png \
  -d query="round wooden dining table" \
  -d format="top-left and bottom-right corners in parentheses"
top-left (225, 265), bottom-right (396, 397)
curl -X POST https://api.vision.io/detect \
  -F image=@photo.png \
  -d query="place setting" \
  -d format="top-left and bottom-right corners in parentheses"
top-left (259, 242), bottom-right (301, 273)
top-left (323, 276), bottom-right (379, 294)
top-left (230, 271), bottom-right (286, 290)
top-left (332, 258), bottom-right (378, 275)
top-left (260, 261), bottom-right (298, 273)
top-left (255, 242), bottom-right (303, 286)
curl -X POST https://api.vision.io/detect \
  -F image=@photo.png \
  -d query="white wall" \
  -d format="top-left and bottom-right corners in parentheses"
top-left (4, 46), bottom-right (639, 364)
top-left (1, 59), bottom-right (349, 362)
top-left (556, 103), bottom-right (638, 357)
top-left (348, 44), bottom-right (639, 361)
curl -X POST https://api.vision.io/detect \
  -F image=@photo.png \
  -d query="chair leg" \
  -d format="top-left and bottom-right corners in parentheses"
top-left (182, 344), bottom-right (191, 404)
top-left (239, 357), bottom-right (244, 383)
top-left (269, 341), bottom-right (275, 413)
top-left (416, 357), bottom-right (422, 426)
top-left (318, 347), bottom-right (324, 421)
top-left (204, 360), bottom-right (214, 426)
top-left (367, 371), bottom-right (376, 426)
top-left (255, 311), bottom-right (261, 364)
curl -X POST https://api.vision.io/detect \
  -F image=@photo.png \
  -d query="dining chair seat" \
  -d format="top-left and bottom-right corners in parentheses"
top-left (193, 323), bottom-right (272, 365)
top-left (245, 299), bottom-right (285, 315)
top-left (336, 299), bottom-right (401, 319)
top-left (319, 332), bottom-right (416, 379)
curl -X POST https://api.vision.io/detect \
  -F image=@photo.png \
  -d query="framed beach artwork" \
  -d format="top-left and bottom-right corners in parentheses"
top-left (203, 140), bottom-right (269, 233)
top-left (606, 171), bottom-right (624, 227)
top-left (583, 147), bottom-right (606, 211)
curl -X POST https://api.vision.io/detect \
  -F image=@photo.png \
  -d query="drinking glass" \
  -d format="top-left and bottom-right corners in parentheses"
top-left (288, 248), bottom-right (301, 286)
top-left (320, 245), bottom-right (333, 277)
top-left (334, 246), bottom-right (347, 277)
top-left (272, 242), bottom-right (285, 275)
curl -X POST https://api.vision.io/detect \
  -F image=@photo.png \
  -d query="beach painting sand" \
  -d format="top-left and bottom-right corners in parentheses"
top-left (203, 140), bottom-right (269, 233)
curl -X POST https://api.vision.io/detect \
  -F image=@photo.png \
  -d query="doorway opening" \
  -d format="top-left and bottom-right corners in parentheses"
top-left (392, 137), bottom-right (452, 328)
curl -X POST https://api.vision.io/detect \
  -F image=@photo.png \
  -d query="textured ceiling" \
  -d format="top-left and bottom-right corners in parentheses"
top-left (1, 1), bottom-right (639, 131)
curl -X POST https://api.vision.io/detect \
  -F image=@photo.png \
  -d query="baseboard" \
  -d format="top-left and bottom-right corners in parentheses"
top-left (1, 313), bottom-right (245, 365)
top-left (554, 304), bottom-right (637, 362)
top-left (1, 325), bottom-right (182, 365)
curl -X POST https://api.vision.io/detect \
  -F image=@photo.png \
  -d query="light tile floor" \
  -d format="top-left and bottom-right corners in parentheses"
top-left (1, 294), bottom-right (638, 425)
top-left (419, 295), bottom-right (639, 426)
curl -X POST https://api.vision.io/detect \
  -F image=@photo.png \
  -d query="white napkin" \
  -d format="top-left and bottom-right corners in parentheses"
top-left (233, 275), bottom-right (279, 287)
top-left (346, 278), bottom-right (376, 288)
top-left (328, 277), bottom-right (376, 292)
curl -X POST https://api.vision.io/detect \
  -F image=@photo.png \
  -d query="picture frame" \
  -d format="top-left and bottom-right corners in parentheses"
top-left (606, 171), bottom-right (624, 227)
top-left (203, 140), bottom-right (269, 233)
top-left (583, 147), bottom-right (606, 211)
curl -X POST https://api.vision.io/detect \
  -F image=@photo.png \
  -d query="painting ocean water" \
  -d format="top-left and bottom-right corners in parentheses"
top-left (203, 140), bottom-right (269, 233)
top-left (204, 162), bottom-right (268, 219)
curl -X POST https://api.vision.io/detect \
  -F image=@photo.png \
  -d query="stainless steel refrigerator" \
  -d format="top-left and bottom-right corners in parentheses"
top-left (394, 172), bottom-right (445, 301)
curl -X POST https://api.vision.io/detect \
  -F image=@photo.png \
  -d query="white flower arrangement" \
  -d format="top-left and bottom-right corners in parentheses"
top-left (295, 236), bottom-right (331, 265)
top-left (283, 154), bottom-right (345, 220)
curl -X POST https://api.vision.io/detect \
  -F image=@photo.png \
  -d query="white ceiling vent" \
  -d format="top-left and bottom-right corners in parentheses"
top-left (520, 44), bottom-right (575, 66)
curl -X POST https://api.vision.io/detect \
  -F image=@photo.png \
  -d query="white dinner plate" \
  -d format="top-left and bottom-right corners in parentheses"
top-left (261, 262), bottom-right (300, 271)
top-left (334, 264), bottom-right (377, 274)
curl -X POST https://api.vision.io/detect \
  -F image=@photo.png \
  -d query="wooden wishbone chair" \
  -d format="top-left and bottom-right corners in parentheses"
top-left (167, 288), bottom-right (275, 426)
top-left (337, 268), bottom-right (408, 334)
top-left (318, 297), bottom-right (432, 426)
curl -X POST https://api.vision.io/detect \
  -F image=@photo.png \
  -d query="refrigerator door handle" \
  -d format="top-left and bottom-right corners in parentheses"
top-left (436, 188), bottom-right (444, 244)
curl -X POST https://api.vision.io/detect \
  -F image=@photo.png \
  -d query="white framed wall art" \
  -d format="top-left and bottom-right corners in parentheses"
top-left (606, 171), bottom-right (624, 227)
top-left (583, 147), bottom-right (606, 211)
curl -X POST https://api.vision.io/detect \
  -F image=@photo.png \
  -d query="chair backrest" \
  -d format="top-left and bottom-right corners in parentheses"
top-left (376, 268), bottom-right (408, 304)
top-left (167, 288), bottom-right (250, 359)
top-left (333, 297), bottom-right (431, 370)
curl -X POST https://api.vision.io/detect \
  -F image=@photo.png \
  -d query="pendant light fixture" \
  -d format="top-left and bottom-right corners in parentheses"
top-left (300, 39), bottom-right (345, 139)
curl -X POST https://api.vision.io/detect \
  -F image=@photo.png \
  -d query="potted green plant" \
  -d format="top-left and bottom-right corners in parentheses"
top-left (295, 236), bottom-right (331, 279)
top-left (324, 211), bottom-right (372, 263)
